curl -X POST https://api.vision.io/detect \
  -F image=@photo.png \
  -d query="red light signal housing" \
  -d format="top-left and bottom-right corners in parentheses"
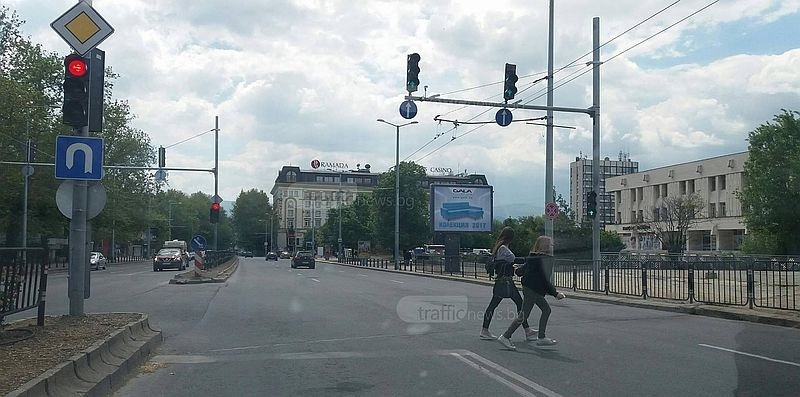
top-left (211, 203), bottom-right (220, 211)
top-left (67, 56), bottom-right (87, 77)
top-left (210, 202), bottom-right (221, 223)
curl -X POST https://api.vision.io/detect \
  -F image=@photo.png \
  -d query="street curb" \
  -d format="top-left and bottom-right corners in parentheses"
top-left (323, 260), bottom-right (800, 329)
top-left (45, 261), bottom-right (150, 273)
top-left (168, 258), bottom-right (239, 284)
top-left (5, 314), bottom-right (163, 397)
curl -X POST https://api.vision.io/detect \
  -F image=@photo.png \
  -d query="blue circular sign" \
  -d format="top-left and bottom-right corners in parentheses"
top-left (400, 100), bottom-right (418, 119)
top-left (495, 108), bottom-right (513, 127)
top-left (190, 235), bottom-right (207, 251)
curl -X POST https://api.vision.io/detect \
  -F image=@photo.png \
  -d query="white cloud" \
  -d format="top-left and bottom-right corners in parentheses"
top-left (10, 0), bottom-right (800, 215)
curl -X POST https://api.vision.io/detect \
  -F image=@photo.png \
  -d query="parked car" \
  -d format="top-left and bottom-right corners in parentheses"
top-left (291, 251), bottom-right (315, 269)
top-left (279, 251), bottom-right (291, 259)
top-left (90, 252), bottom-right (107, 270)
top-left (266, 251), bottom-right (278, 261)
top-left (153, 248), bottom-right (187, 271)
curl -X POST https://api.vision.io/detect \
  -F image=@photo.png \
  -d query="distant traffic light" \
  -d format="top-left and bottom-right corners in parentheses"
top-left (586, 191), bottom-right (598, 219)
top-left (503, 63), bottom-right (518, 101)
top-left (406, 53), bottom-right (421, 93)
top-left (210, 202), bottom-right (220, 224)
top-left (62, 54), bottom-right (90, 128)
top-left (158, 146), bottom-right (166, 168)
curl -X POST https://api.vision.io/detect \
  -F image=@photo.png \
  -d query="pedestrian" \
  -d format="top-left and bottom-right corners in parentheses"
top-left (497, 235), bottom-right (565, 351)
top-left (480, 226), bottom-right (538, 341)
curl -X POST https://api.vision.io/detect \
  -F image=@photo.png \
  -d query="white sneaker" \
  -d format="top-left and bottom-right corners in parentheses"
top-left (479, 329), bottom-right (496, 340)
top-left (525, 328), bottom-right (539, 341)
top-left (536, 337), bottom-right (558, 346)
top-left (496, 335), bottom-right (516, 351)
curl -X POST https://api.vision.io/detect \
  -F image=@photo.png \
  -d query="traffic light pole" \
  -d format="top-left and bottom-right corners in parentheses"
top-left (591, 17), bottom-right (601, 291)
top-left (213, 116), bottom-right (219, 251)
top-left (68, 125), bottom-right (89, 316)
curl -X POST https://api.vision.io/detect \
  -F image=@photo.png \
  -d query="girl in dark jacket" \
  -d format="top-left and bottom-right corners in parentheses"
top-left (480, 227), bottom-right (537, 341)
top-left (496, 236), bottom-right (565, 350)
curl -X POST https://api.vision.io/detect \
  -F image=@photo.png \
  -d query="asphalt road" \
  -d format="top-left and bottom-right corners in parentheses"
top-left (12, 258), bottom-right (800, 396)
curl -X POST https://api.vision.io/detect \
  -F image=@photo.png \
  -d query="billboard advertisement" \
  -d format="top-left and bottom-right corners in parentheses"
top-left (430, 184), bottom-right (493, 232)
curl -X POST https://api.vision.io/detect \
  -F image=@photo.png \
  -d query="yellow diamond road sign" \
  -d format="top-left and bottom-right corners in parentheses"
top-left (51, 1), bottom-right (114, 56)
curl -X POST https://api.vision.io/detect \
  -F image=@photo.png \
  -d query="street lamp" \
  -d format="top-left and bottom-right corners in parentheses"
top-left (376, 119), bottom-right (418, 270)
top-left (338, 171), bottom-right (343, 261)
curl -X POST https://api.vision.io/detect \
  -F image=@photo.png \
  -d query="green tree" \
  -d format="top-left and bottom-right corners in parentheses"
top-left (739, 110), bottom-right (800, 254)
top-left (600, 230), bottom-right (625, 252)
top-left (231, 189), bottom-right (271, 254)
top-left (372, 162), bottom-right (431, 254)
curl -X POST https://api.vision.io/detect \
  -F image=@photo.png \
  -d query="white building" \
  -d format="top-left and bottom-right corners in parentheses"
top-left (605, 152), bottom-right (748, 252)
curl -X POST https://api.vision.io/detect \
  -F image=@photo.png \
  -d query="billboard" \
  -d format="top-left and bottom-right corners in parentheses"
top-left (430, 184), bottom-right (493, 232)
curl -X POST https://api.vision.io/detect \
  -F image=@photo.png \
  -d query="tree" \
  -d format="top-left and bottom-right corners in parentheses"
top-left (644, 194), bottom-right (705, 253)
top-left (231, 189), bottom-right (271, 254)
top-left (372, 162), bottom-right (431, 254)
top-left (738, 110), bottom-right (800, 254)
top-left (600, 230), bottom-right (625, 252)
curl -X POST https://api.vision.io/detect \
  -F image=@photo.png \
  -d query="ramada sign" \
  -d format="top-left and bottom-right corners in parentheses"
top-left (311, 159), bottom-right (348, 169)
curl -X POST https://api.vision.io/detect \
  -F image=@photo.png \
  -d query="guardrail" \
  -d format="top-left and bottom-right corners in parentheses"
top-left (204, 250), bottom-right (236, 270)
top-left (0, 248), bottom-right (48, 326)
top-left (336, 253), bottom-right (799, 311)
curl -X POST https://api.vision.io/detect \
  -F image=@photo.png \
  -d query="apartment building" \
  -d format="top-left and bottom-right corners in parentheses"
top-left (605, 152), bottom-right (748, 252)
top-left (570, 153), bottom-right (639, 225)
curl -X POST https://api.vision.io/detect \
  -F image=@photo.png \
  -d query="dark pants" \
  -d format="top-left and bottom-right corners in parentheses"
top-left (504, 286), bottom-right (551, 339)
top-left (482, 288), bottom-right (529, 329)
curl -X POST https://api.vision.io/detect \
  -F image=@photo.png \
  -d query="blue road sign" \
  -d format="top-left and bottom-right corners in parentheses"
top-left (400, 100), bottom-right (418, 119)
top-left (55, 135), bottom-right (104, 180)
top-left (190, 235), bottom-right (207, 251)
top-left (495, 108), bottom-right (513, 127)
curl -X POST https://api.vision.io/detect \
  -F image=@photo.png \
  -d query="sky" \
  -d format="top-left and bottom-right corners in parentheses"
top-left (8, 0), bottom-right (800, 218)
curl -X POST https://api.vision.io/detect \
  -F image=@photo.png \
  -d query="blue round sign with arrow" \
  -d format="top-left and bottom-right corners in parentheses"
top-left (495, 108), bottom-right (513, 127)
top-left (400, 100), bottom-right (418, 119)
top-left (190, 235), bottom-right (207, 251)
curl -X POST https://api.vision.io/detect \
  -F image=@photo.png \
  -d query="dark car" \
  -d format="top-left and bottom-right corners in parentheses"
top-left (153, 248), bottom-right (187, 271)
top-left (266, 251), bottom-right (278, 261)
top-left (291, 251), bottom-right (315, 269)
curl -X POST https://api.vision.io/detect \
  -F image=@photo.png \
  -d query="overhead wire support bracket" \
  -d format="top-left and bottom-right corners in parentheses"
top-left (405, 95), bottom-right (595, 116)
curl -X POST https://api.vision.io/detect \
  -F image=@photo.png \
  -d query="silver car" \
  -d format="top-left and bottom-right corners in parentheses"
top-left (90, 251), bottom-right (107, 270)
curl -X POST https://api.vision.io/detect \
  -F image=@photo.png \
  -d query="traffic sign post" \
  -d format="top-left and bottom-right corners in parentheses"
top-left (495, 108), bottom-right (513, 127)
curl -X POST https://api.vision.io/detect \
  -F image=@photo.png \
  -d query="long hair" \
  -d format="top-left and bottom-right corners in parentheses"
top-left (530, 235), bottom-right (553, 256)
top-left (492, 226), bottom-right (515, 255)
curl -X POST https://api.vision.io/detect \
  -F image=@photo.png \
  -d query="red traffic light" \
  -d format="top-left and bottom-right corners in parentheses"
top-left (211, 203), bottom-right (220, 211)
top-left (65, 55), bottom-right (87, 77)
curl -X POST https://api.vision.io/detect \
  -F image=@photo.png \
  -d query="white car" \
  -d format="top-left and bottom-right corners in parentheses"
top-left (90, 252), bottom-right (107, 270)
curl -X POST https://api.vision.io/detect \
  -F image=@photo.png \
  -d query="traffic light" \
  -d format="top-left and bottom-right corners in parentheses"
top-left (503, 63), bottom-right (518, 101)
top-left (406, 53), bottom-right (421, 93)
top-left (158, 146), bottom-right (166, 168)
top-left (210, 202), bottom-right (220, 224)
top-left (62, 54), bottom-right (90, 128)
top-left (586, 191), bottom-right (598, 219)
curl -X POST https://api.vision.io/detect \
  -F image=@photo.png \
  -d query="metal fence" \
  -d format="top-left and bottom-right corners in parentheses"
top-left (337, 252), bottom-right (799, 312)
top-left (203, 250), bottom-right (236, 270)
top-left (0, 248), bottom-right (48, 325)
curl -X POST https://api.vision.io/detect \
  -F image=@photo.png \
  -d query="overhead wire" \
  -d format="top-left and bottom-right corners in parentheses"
top-left (411, 0), bottom-right (716, 161)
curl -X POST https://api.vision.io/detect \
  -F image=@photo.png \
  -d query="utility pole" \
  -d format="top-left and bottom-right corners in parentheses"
top-left (213, 116), bottom-right (219, 251)
top-left (591, 17), bottom-right (602, 291)
top-left (545, 0), bottom-right (555, 239)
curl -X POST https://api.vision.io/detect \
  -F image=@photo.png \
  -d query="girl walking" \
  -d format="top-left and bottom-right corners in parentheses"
top-left (480, 227), bottom-right (537, 341)
top-left (496, 235), bottom-right (565, 351)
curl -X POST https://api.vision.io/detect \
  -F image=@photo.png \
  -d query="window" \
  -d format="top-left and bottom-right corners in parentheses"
top-left (637, 187), bottom-right (643, 201)
top-left (631, 189), bottom-right (636, 202)
top-left (719, 202), bottom-right (726, 217)
top-left (652, 208), bottom-right (660, 221)
top-left (653, 186), bottom-right (659, 198)
top-left (688, 179), bottom-right (695, 194)
top-left (287, 209), bottom-right (295, 220)
top-left (631, 211), bottom-right (636, 222)
top-left (638, 210), bottom-right (644, 222)
top-left (287, 219), bottom-right (295, 229)
top-left (660, 207), bottom-right (667, 220)
top-left (708, 204), bottom-right (716, 218)
top-left (661, 184), bottom-right (668, 197)
top-left (718, 175), bottom-right (726, 190)
top-left (287, 171), bottom-right (297, 183)
top-left (709, 177), bottom-right (716, 191)
top-left (680, 181), bottom-right (686, 195)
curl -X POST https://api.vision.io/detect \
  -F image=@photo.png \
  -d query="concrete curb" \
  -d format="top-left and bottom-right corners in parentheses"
top-left (323, 260), bottom-right (800, 329)
top-left (5, 314), bottom-right (163, 397)
top-left (168, 257), bottom-right (239, 285)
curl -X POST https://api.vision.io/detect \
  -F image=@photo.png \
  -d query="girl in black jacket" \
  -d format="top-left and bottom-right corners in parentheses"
top-left (496, 236), bottom-right (565, 351)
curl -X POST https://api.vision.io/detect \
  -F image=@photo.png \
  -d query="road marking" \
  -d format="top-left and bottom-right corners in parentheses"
top-left (440, 349), bottom-right (563, 397)
top-left (122, 271), bottom-right (150, 276)
top-left (358, 274), bottom-right (368, 277)
top-left (698, 344), bottom-right (800, 368)
top-left (390, 280), bottom-right (404, 284)
top-left (447, 352), bottom-right (538, 397)
top-left (209, 334), bottom-right (403, 352)
top-left (311, 278), bottom-right (320, 283)
top-left (338, 270), bottom-right (345, 273)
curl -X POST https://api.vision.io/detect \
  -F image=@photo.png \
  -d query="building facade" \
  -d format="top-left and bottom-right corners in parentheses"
top-left (570, 154), bottom-right (639, 226)
top-left (270, 164), bottom-right (488, 253)
top-left (605, 152), bottom-right (748, 252)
